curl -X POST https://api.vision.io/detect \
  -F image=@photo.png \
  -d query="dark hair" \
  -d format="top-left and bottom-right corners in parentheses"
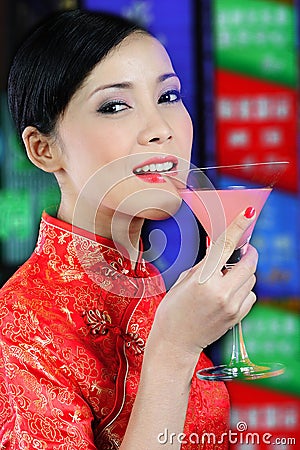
top-left (8, 9), bottom-right (147, 140)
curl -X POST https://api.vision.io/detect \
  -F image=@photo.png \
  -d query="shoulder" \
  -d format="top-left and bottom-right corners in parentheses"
top-left (0, 250), bottom-right (43, 306)
top-left (0, 252), bottom-right (74, 348)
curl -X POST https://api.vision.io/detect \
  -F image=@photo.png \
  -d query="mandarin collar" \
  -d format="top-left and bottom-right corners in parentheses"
top-left (39, 211), bottom-right (148, 277)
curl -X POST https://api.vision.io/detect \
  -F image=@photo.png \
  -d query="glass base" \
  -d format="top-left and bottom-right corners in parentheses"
top-left (196, 362), bottom-right (285, 381)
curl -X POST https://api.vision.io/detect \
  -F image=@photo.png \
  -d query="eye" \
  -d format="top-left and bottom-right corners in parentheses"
top-left (97, 100), bottom-right (131, 114)
top-left (158, 89), bottom-right (182, 105)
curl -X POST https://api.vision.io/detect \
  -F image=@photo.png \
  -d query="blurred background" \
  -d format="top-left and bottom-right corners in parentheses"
top-left (0, 0), bottom-right (299, 448)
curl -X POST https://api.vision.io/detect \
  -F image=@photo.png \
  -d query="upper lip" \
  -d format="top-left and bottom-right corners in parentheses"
top-left (133, 156), bottom-right (178, 174)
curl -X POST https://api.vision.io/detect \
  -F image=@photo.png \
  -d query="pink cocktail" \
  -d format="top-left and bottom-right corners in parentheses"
top-left (165, 162), bottom-right (288, 381)
top-left (180, 187), bottom-right (271, 249)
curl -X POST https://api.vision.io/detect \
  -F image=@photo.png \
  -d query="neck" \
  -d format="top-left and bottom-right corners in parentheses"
top-left (57, 198), bottom-right (144, 267)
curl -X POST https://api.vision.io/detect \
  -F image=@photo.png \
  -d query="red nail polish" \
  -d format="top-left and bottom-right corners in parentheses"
top-left (244, 207), bottom-right (256, 219)
top-left (206, 236), bottom-right (211, 248)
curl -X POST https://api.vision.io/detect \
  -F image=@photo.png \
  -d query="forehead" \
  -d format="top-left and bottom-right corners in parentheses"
top-left (84, 33), bottom-right (175, 86)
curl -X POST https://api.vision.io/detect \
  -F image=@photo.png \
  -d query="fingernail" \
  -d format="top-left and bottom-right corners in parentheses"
top-left (244, 207), bottom-right (256, 219)
top-left (206, 236), bottom-right (211, 248)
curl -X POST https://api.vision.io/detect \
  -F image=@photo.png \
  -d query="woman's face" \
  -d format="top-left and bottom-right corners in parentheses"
top-left (56, 32), bottom-right (193, 221)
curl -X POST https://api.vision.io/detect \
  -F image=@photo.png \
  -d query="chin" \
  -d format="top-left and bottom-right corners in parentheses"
top-left (141, 210), bottom-right (174, 221)
top-left (136, 197), bottom-right (182, 221)
top-left (101, 179), bottom-right (182, 220)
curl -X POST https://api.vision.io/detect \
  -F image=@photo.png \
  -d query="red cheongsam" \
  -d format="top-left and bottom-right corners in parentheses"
top-left (0, 212), bottom-right (229, 449)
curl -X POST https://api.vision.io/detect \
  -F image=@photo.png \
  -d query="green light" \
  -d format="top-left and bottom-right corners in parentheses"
top-left (221, 304), bottom-right (300, 395)
top-left (0, 190), bottom-right (32, 240)
top-left (214, 0), bottom-right (298, 87)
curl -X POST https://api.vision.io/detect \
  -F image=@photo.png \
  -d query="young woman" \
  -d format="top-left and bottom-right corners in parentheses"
top-left (0, 9), bottom-right (258, 449)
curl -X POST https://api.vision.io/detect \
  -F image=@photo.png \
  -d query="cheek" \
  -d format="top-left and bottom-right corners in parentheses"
top-left (185, 111), bottom-right (194, 145)
top-left (87, 123), bottom-right (133, 165)
top-left (177, 108), bottom-right (193, 155)
top-left (64, 128), bottom-right (126, 177)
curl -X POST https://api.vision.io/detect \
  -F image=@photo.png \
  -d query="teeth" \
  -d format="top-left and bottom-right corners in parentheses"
top-left (134, 161), bottom-right (175, 174)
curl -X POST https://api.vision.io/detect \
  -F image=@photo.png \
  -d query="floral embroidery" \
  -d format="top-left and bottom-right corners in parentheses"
top-left (0, 212), bottom-right (230, 449)
top-left (82, 309), bottom-right (112, 336)
top-left (96, 428), bottom-right (121, 450)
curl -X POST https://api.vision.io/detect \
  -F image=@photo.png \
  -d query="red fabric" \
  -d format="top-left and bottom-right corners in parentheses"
top-left (0, 213), bottom-right (229, 449)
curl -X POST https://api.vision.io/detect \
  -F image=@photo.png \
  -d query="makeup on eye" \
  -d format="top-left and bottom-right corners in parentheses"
top-left (158, 89), bottom-right (182, 105)
top-left (97, 99), bottom-right (131, 114)
top-left (91, 68), bottom-right (183, 115)
top-left (97, 88), bottom-right (182, 115)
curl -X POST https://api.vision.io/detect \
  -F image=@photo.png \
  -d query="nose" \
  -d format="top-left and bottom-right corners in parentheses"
top-left (137, 109), bottom-right (173, 146)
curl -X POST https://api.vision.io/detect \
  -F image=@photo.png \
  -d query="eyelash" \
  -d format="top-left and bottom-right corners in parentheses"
top-left (97, 89), bottom-right (182, 115)
top-left (158, 89), bottom-right (182, 105)
top-left (97, 100), bottom-right (129, 115)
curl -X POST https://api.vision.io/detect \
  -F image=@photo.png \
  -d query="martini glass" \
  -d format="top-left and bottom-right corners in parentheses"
top-left (165, 161), bottom-right (288, 381)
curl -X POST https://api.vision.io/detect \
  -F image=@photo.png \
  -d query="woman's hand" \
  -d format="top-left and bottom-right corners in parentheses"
top-left (149, 208), bottom-right (259, 357)
top-left (122, 210), bottom-right (259, 450)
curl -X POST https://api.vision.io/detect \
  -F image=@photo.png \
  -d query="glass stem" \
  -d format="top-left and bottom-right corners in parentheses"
top-left (224, 242), bottom-right (252, 367)
top-left (229, 322), bottom-right (251, 366)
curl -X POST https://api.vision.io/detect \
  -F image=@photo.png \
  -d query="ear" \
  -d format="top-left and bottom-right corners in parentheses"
top-left (22, 126), bottom-right (63, 173)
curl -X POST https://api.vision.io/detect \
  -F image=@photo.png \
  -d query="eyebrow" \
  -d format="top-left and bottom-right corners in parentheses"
top-left (159, 72), bottom-right (179, 83)
top-left (89, 72), bottom-right (179, 97)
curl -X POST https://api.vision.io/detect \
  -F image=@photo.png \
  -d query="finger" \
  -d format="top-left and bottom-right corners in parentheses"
top-left (236, 274), bottom-right (257, 310)
top-left (196, 210), bottom-right (256, 284)
top-left (209, 207), bottom-right (256, 272)
top-left (236, 290), bottom-right (257, 323)
top-left (222, 245), bottom-right (258, 290)
top-left (220, 274), bottom-right (256, 321)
